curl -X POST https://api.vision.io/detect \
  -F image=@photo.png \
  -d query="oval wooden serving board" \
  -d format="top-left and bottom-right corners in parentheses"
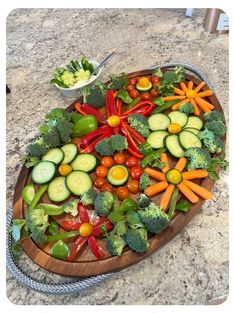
top-left (12, 69), bottom-right (224, 277)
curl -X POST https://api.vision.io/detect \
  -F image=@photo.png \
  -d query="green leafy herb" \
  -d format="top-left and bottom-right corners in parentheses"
top-left (115, 221), bottom-right (127, 236)
top-left (48, 221), bottom-right (60, 236)
top-left (208, 153), bottom-right (229, 181)
top-left (176, 200), bottom-right (191, 213)
top-left (11, 242), bottom-right (23, 261)
top-left (108, 73), bottom-right (128, 90)
top-left (9, 219), bottom-right (26, 242)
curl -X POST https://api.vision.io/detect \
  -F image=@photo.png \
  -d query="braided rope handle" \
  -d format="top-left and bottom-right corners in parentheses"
top-left (6, 62), bottom-right (214, 295)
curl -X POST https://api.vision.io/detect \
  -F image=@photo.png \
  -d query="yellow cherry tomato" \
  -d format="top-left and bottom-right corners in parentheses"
top-left (58, 164), bottom-right (72, 176)
top-left (107, 115), bottom-right (120, 127)
top-left (138, 77), bottom-right (150, 88)
top-left (166, 169), bottom-right (182, 185)
top-left (79, 223), bottom-right (94, 237)
top-left (168, 123), bottom-right (182, 134)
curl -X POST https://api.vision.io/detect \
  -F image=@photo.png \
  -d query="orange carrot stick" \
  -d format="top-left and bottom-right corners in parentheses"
top-left (194, 97), bottom-right (212, 113)
top-left (190, 99), bottom-right (200, 116)
top-left (144, 181), bottom-right (169, 197)
top-left (175, 157), bottom-right (187, 172)
top-left (160, 153), bottom-right (170, 173)
top-left (144, 167), bottom-right (166, 181)
top-left (195, 97), bottom-right (214, 110)
top-left (182, 170), bottom-right (208, 180)
top-left (194, 81), bottom-right (205, 93)
top-left (163, 95), bottom-right (186, 101)
top-left (196, 90), bottom-right (213, 98)
top-left (160, 184), bottom-right (175, 211)
top-left (188, 81), bottom-right (194, 90)
top-left (171, 99), bottom-right (189, 111)
top-left (180, 82), bottom-right (188, 93)
top-left (183, 180), bottom-right (212, 200)
top-left (177, 182), bottom-right (199, 203)
top-left (174, 87), bottom-right (185, 96)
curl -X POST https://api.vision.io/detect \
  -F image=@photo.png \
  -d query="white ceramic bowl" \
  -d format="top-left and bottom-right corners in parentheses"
top-left (54, 60), bottom-right (102, 98)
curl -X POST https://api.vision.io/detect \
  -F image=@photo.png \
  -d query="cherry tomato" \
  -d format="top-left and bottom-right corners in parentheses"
top-left (150, 76), bottom-right (161, 84)
top-left (129, 78), bottom-right (138, 85)
top-left (101, 156), bottom-right (114, 168)
top-left (101, 183), bottom-right (114, 193)
top-left (129, 89), bottom-right (140, 99)
top-left (150, 88), bottom-right (158, 98)
top-left (130, 166), bottom-right (144, 180)
top-left (127, 180), bottom-right (139, 194)
top-left (94, 177), bottom-right (106, 189)
top-left (58, 164), bottom-right (72, 176)
top-left (114, 152), bottom-right (126, 164)
top-left (116, 186), bottom-right (129, 200)
top-left (141, 92), bottom-right (151, 101)
top-left (96, 165), bottom-right (108, 178)
top-left (126, 84), bottom-right (136, 92)
top-left (125, 156), bottom-right (138, 168)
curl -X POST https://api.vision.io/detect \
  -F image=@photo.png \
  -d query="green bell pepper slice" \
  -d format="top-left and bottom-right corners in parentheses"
top-left (119, 198), bottom-right (138, 212)
top-left (50, 240), bottom-right (69, 260)
top-left (127, 97), bottom-right (141, 109)
top-left (117, 90), bottom-right (132, 104)
top-left (71, 114), bottom-right (98, 137)
top-left (139, 143), bottom-right (153, 156)
top-left (71, 111), bottom-right (84, 124)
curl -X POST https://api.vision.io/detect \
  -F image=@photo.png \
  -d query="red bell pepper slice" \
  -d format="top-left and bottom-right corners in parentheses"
top-left (79, 125), bottom-right (111, 149)
top-left (79, 129), bottom-right (113, 153)
top-left (67, 236), bottom-right (87, 261)
top-left (117, 98), bottom-right (122, 115)
top-left (92, 217), bottom-right (108, 227)
top-left (121, 100), bottom-right (155, 118)
top-left (124, 123), bottom-right (145, 144)
top-left (93, 221), bottom-right (114, 236)
top-left (127, 146), bottom-right (144, 159)
top-left (106, 90), bottom-right (118, 117)
top-left (78, 203), bottom-right (90, 223)
top-left (88, 235), bottom-right (106, 259)
top-left (74, 102), bottom-right (87, 116)
top-left (61, 220), bottom-right (81, 230)
top-left (77, 103), bottom-right (106, 124)
top-left (119, 122), bottom-right (140, 153)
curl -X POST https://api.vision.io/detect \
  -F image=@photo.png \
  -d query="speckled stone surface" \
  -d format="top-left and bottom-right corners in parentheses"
top-left (6, 8), bottom-right (229, 305)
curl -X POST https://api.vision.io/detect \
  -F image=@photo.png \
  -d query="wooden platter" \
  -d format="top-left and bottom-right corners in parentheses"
top-left (12, 69), bottom-right (224, 277)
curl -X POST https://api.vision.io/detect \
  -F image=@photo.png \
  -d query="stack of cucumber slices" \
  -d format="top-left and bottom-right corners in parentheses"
top-left (147, 111), bottom-right (203, 158)
top-left (32, 143), bottom-right (97, 202)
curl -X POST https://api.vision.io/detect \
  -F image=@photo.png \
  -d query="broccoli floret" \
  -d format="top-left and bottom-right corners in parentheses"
top-left (26, 207), bottom-right (49, 245)
top-left (80, 188), bottom-right (97, 206)
top-left (204, 110), bottom-right (225, 123)
top-left (138, 202), bottom-right (170, 234)
top-left (184, 147), bottom-right (212, 170)
top-left (45, 108), bottom-right (71, 122)
top-left (27, 139), bottom-right (48, 157)
top-left (109, 135), bottom-right (128, 152)
top-left (63, 199), bottom-right (79, 216)
top-left (94, 192), bottom-right (114, 216)
top-left (107, 234), bottom-right (125, 256)
top-left (41, 126), bottom-right (61, 148)
top-left (108, 73), bottom-right (128, 90)
top-left (124, 228), bottom-right (149, 253)
top-left (203, 136), bottom-right (224, 154)
top-left (127, 114), bottom-right (150, 138)
top-left (205, 120), bottom-right (227, 137)
top-left (30, 226), bottom-right (48, 245)
top-left (95, 138), bottom-right (114, 156)
top-left (138, 194), bottom-right (151, 209)
top-left (179, 102), bottom-right (194, 114)
top-left (82, 86), bottom-right (105, 108)
top-left (198, 128), bottom-right (215, 141)
top-left (139, 173), bottom-right (151, 191)
top-left (57, 119), bottom-right (73, 143)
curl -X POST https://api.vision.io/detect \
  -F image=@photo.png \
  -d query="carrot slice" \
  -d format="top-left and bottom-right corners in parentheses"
top-left (183, 180), bottom-right (212, 200)
top-left (174, 87), bottom-right (185, 96)
top-left (144, 167), bottom-right (166, 181)
top-left (194, 81), bottom-right (205, 93)
top-left (180, 82), bottom-right (188, 93)
top-left (171, 99), bottom-right (189, 111)
top-left (190, 99), bottom-right (200, 116)
top-left (160, 153), bottom-right (170, 173)
top-left (175, 157), bottom-right (187, 172)
top-left (195, 97), bottom-right (214, 110)
top-left (163, 95), bottom-right (186, 101)
top-left (196, 90), bottom-right (213, 98)
top-left (182, 170), bottom-right (208, 180)
top-left (177, 182), bottom-right (199, 203)
top-left (144, 181), bottom-right (168, 197)
top-left (188, 81), bottom-right (194, 90)
top-left (195, 97), bottom-right (212, 113)
top-left (160, 184), bottom-right (175, 211)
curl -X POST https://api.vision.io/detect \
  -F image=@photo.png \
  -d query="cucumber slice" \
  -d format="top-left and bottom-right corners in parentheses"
top-left (22, 183), bottom-right (35, 205)
top-left (48, 177), bottom-right (71, 202)
top-left (183, 127), bottom-right (200, 135)
top-left (165, 135), bottom-right (185, 158)
top-left (179, 130), bottom-right (202, 150)
top-left (32, 161), bottom-right (56, 184)
top-left (168, 111), bottom-right (188, 127)
top-left (147, 131), bottom-right (168, 149)
top-left (61, 143), bottom-right (78, 164)
top-left (70, 154), bottom-right (97, 172)
top-left (66, 171), bottom-right (92, 196)
top-left (42, 148), bottom-right (64, 165)
top-left (148, 113), bottom-right (171, 131)
top-left (184, 116), bottom-right (203, 130)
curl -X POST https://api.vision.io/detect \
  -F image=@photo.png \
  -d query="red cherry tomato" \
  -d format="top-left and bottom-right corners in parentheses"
top-left (150, 88), bottom-right (158, 98)
top-left (116, 186), bottom-right (129, 200)
top-left (127, 180), bottom-right (139, 194)
top-left (94, 177), bottom-right (106, 189)
top-left (126, 84), bottom-right (136, 92)
top-left (129, 89), bottom-right (140, 99)
top-left (129, 78), bottom-right (138, 85)
top-left (114, 152), bottom-right (126, 164)
top-left (96, 166), bottom-right (108, 178)
top-left (141, 92), bottom-right (152, 101)
top-left (101, 183), bottom-right (114, 193)
top-left (101, 156), bottom-right (114, 168)
top-left (125, 156), bottom-right (138, 168)
top-left (130, 166), bottom-right (144, 180)
top-left (150, 76), bottom-right (161, 84)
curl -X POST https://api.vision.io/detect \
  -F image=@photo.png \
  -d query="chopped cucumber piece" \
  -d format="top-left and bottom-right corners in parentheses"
top-left (42, 148), bottom-right (64, 165)
top-left (148, 113), bottom-right (171, 131)
top-left (178, 130), bottom-right (202, 149)
top-left (48, 177), bottom-right (71, 202)
top-left (32, 161), bottom-right (56, 184)
top-left (147, 130), bottom-right (168, 149)
top-left (168, 111), bottom-right (188, 127)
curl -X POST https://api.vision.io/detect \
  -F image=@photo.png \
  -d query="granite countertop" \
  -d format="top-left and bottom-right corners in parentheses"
top-left (6, 8), bottom-right (229, 305)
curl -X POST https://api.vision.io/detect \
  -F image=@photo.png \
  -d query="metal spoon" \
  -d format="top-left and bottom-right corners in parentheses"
top-left (91, 51), bottom-right (116, 77)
